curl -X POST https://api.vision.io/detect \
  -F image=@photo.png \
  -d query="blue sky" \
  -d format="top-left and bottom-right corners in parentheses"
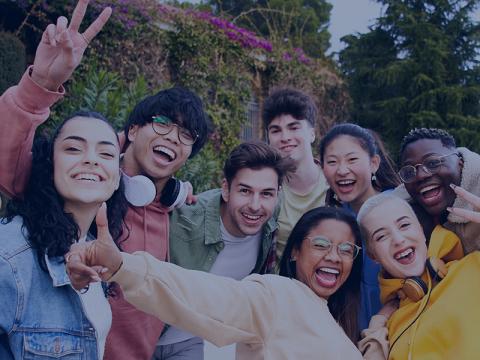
top-left (328, 0), bottom-right (480, 54)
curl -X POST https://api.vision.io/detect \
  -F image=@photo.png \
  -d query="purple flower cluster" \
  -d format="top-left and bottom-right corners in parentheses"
top-left (190, 11), bottom-right (273, 52)
top-left (282, 47), bottom-right (311, 65)
top-left (90, 0), bottom-right (154, 30)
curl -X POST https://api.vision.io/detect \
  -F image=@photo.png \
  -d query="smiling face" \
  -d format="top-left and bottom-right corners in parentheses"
top-left (220, 167), bottom-right (279, 237)
top-left (267, 114), bottom-right (315, 164)
top-left (361, 198), bottom-right (427, 278)
top-left (292, 219), bottom-right (356, 300)
top-left (126, 120), bottom-right (192, 182)
top-left (322, 135), bottom-right (380, 208)
top-left (53, 117), bottom-right (120, 211)
top-left (401, 139), bottom-right (462, 218)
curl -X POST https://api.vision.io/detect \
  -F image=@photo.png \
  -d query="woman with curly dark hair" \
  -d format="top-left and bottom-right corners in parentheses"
top-left (0, 111), bottom-right (128, 359)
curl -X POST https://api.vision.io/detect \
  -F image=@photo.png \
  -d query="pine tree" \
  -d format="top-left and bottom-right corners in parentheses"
top-left (339, 0), bottom-right (480, 155)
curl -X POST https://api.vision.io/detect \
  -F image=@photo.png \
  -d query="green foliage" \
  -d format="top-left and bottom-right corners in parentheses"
top-left (0, 31), bottom-right (26, 94)
top-left (209, 0), bottom-right (332, 58)
top-left (339, 0), bottom-right (480, 157)
top-left (49, 65), bottom-right (150, 132)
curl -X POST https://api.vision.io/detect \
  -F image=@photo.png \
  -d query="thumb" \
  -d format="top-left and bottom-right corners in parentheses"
top-left (96, 202), bottom-right (113, 243)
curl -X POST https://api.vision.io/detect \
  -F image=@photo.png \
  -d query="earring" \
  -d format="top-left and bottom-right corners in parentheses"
top-left (371, 173), bottom-right (377, 183)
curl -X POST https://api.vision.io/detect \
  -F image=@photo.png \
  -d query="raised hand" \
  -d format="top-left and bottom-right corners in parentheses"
top-left (447, 184), bottom-right (480, 223)
top-left (31, 0), bottom-right (112, 91)
top-left (66, 203), bottom-right (123, 290)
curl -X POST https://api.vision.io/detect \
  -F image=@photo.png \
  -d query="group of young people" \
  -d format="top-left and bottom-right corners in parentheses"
top-left (1, 1), bottom-right (480, 359)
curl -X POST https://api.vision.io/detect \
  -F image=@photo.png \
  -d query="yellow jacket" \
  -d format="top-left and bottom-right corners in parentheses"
top-left (380, 226), bottom-right (480, 359)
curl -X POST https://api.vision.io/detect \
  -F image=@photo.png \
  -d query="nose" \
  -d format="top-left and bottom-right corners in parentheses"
top-left (83, 148), bottom-right (99, 166)
top-left (324, 245), bottom-right (341, 263)
top-left (415, 164), bottom-right (431, 180)
top-left (163, 125), bottom-right (180, 145)
top-left (391, 229), bottom-right (406, 246)
top-left (248, 193), bottom-right (261, 212)
top-left (279, 129), bottom-right (291, 142)
top-left (336, 161), bottom-right (350, 176)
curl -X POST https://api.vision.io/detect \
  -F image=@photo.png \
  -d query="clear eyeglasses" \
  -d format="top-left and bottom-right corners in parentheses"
top-left (151, 115), bottom-right (198, 146)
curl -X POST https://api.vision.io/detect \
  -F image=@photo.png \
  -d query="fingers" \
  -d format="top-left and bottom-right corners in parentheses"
top-left (69, 0), bottom-right (89, 32)
top-left (95, 202), bottom-right (113, 243)
top-left (184, 181), bottom-right (197, 205)
top-left (447, 207), bottom-right (480, 223)
top-left (450, 184), bottom-right (480, 210)
top-left (66, 260), bottom-right (101, 290)
top-left (44, 23), bottom-right (57, 46)
top-left (82, 7), bottom-right (112, 44)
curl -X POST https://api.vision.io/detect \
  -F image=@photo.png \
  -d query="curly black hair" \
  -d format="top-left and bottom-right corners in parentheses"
top-left (400, 128), bottom-right (456, 157)
top-left (4, 111), bottom-right (128, 272)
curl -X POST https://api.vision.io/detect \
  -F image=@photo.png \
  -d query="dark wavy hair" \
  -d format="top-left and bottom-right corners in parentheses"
top-left (124, 87), bottom-right (212, 158)
top-left (278, 207), bottom-right (363, 342)
top-left (319, 123), bottom-right (400, 207)
top-left (4, 111), bottom-right (128, 271)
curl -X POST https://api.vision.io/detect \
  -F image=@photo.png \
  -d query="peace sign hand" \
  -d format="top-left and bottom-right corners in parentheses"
top-left (31, 0), bottom-right (112, 91)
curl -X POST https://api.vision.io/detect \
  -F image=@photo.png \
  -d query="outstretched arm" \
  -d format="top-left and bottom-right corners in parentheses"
top-left (0, 0), bottom-right (111, 198)
top-left (66, 204), bottom-right (276, 348)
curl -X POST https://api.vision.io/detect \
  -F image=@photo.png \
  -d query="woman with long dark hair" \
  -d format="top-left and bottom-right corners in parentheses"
top-left (319, 123), bottom-right (400, 330)
top-left (0, 111), bottom-right (128, 359)
top-left (66, 206), bottom-right (364, 359)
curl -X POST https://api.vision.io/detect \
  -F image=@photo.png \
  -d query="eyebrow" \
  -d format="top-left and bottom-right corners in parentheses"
top-left (237, 183), bottom-right (277, 192)
top-left (62, 135), bottom-right (117, 147)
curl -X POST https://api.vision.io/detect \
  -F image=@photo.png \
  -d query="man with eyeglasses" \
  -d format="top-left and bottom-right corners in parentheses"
top-left (0, 2), bottom-right (211, 358)
top-left (394, 128), bottom-right (480, 254)
top-left (153, 142), bottom-right (295, 360)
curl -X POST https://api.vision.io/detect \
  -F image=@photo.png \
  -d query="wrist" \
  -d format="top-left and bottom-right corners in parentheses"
top-left (30, 68), bottom-right (61, 92)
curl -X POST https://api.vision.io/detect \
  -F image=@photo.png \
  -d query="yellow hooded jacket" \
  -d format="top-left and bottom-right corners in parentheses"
top-left (379, 226), bottom-right (480, 360)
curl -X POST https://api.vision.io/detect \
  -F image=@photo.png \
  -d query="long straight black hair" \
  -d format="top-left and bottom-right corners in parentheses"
top-left (278, 206), bottom-right (363, 342)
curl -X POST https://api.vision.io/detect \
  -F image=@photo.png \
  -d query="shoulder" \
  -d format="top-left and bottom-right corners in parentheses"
top-left (172, 188), bottom-right (221, 215)
top-left (0, 216), bottom-right (31, 259)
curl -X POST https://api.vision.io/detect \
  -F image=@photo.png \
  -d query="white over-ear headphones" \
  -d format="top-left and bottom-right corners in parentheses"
top-left (121, 172), bottom-right (188, 209)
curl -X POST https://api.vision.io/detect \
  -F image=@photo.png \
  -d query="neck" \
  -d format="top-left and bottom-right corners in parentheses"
top-left (286, 155), bottom-right (320, 194)
top-left (350, 187), bottom-right (380, 214)
top-left (122, 145), bottom-right (169, 195)
top-left (63, 202), bottom-right (100, 239)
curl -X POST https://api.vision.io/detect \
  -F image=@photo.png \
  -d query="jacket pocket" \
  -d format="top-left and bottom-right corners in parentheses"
top-left (23, 332), bottom-right (83, 359)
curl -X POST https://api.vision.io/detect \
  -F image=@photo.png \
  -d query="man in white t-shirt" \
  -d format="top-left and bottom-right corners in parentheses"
top-left (263, 88), bottom-right (329, 260)
top-left (153, 141), bottom-right (295, 360)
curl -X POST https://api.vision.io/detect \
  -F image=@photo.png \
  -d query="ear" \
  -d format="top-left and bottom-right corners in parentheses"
top-left (114, 170), bottom-right (121, 191)
top-left (370, 154), bottom-right (381, 173)
top-left (221, 178), bottom-right (229, 202)
top-left (291, 247), bottom-right (299, 261)
top-left (127, 125), bottom-right (139, 143)
top-left (309, 126), bottom-right (315, 144)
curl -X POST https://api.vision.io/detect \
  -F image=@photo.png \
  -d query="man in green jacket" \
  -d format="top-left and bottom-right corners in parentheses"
top-left (153, 141), bottom-right (295, 360)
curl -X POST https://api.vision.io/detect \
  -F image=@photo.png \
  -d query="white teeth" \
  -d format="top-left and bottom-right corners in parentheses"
top-left (74, 173), bottom-right (100, 182)
top-left (243, 214), bottom-right (261, 220)
top-left (337, 180), bottom-right (355, 185)
top-left (153, 146), bottom-right (176, 160)
top-left (419, 184), bottom-right (439, 194)
top-left (395, 248), bottom-right (413, 260)
top-left (318, 267), bottom-right (340, 274)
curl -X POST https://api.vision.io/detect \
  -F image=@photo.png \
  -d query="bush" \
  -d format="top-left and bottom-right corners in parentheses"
top-left (0, 32), bottom-right (26, 94)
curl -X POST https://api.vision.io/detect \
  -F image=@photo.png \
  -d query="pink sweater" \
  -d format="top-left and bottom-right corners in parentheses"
top-left (0, 70), bottom-right (168, 360)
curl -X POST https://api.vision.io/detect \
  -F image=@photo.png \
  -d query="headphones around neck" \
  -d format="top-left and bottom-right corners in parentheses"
top-left (398, 256), bottom-right (448, 302)
top-left (122, 172), bottom-right (188, 209)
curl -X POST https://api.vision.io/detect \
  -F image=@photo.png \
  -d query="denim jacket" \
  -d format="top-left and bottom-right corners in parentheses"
top-left (0, 216), bottom-right (100, 359)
